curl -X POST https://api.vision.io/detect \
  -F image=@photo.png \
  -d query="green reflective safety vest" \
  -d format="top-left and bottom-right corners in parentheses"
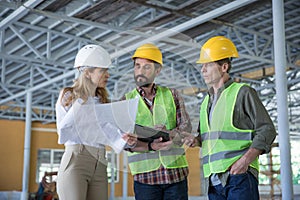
top-left (126, 86), bottom-right (188, 175)
top-left (199, 82), bottom-right (259, 178)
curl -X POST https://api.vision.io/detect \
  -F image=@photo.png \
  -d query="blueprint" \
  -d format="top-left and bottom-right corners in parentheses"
top-left (56, 97), bottom-right (139, 153)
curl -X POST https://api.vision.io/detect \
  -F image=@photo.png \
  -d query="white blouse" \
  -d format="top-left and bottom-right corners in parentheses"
top-left (55, 92), bottom-right (105, 149)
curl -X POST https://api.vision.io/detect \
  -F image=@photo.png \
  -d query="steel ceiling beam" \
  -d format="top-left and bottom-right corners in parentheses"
top-left (0, 0), bottom-right (260, 105)
top-left (0, 0), bottom-right (43, 30)
top-left (112, 0), bottom-right (258, 58)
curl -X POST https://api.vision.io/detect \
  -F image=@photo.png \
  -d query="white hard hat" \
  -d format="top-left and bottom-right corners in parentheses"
top-left (74, 44), bottom-right (112, 68)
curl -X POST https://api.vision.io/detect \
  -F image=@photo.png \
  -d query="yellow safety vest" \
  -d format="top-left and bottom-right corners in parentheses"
top-left (200, 82), bottom-right (259, 178)
top-left (126, 86), bottom-right (188, 175)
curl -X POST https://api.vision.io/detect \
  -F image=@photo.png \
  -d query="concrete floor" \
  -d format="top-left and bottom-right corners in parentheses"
top-left (1, 191), bottom-right (300, 200)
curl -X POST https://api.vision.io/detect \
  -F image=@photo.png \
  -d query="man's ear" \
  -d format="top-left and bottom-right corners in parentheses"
top-left (222, 63), bottom-right (229, 72)
top-left (155, 66), bottom-right (162, 75)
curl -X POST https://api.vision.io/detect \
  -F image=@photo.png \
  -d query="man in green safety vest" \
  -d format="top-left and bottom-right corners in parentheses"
top-left (182, 36), bottom-right (277, 200)
top-left (124, 43), bottom-right (193, 200)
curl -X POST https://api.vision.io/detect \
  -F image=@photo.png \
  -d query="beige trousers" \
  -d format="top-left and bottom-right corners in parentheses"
top-left (57, 144), bottom-right (108, 200)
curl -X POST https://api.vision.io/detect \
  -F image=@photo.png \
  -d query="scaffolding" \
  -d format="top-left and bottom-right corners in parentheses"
top-left (260, 143), bottom-right (281, 200)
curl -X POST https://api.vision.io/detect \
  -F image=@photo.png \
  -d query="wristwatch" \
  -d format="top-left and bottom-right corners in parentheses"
top-left (148, 141), bottom-right (156, 151)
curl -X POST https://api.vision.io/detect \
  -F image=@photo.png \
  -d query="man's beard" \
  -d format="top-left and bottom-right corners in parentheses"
top-left (134, 75), bottom-right (153, 87)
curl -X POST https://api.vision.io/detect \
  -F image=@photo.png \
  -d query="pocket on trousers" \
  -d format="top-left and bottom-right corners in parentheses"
top-left (229, 172), bottom-right (247, 177)
top-left (59, 151), bottom-right (73, 173)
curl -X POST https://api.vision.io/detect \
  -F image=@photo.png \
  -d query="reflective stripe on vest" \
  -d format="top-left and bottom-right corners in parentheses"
top-left (126, 86), bottom-right (188, 175)
top-left (128, 147), bottom-right (185, 162)
top-left (200, 82), bottom-right (259, 177)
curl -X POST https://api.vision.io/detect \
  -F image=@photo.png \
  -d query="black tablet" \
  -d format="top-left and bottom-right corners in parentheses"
top-left (134, 124), bottom-right (170, 142)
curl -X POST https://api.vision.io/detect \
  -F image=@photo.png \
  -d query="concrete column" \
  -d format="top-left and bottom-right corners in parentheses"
top-left (21, 92), bottom-right (32, 200)
top-left (272, 0), bottom-right (294, 199)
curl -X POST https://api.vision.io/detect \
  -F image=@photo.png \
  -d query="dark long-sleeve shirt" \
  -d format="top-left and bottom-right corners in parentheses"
top-left (197, 79), bottom-right (276, 154)
top-left (197, 79), bottom-right (277, 188)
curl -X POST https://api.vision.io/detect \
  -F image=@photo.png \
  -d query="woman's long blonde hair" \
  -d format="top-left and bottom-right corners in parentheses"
top-left (60, 67), bottom-right (109, 107)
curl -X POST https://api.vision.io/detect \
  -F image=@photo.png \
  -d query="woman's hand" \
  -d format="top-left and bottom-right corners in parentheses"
top-left (122, 133), bottom-right (138, 147)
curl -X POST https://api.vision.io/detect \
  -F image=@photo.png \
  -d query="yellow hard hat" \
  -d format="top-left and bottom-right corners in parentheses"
top-left (197, 36), bottom-right (239, 64)
top-left (132, 43), bottom-right (163, 65)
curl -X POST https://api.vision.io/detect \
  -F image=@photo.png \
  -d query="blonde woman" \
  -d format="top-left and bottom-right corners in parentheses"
top-left (55, 44), bottom-right (136, 200)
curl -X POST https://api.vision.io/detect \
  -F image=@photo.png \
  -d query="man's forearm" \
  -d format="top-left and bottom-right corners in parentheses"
top-left (242, 147), bottom-right (262, 166)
